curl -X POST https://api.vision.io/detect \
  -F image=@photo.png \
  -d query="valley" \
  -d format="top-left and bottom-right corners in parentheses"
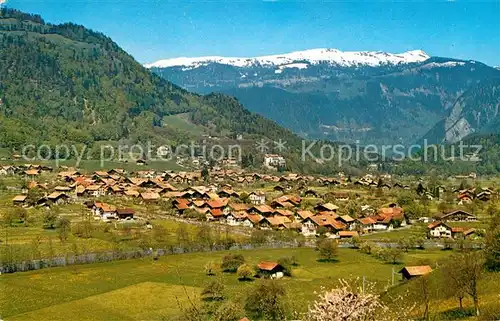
top-left (0, 4), bottom-right (499, 321)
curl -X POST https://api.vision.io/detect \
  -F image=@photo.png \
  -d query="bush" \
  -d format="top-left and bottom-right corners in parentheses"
top-left (349, 236), bottom-right (363, 249)
top-left (442, 237), bottom-right (455, 250)
top-left (277, 256), bottom-right (296, 276)
top-left (359, 241), bottom-right (376, 255)
top-left (245, 280), bottom-right (288, 321)
top-left (201, 278), bottom-right (225, 301)
top-left (415, 237), bottom-right (426, 249)
top-left (236, 264), bottom-right (254, 281)
top-left (205, 261), bottom-right (218, 276)
top-left (212, 301), bottom-right (246, 321)
top-left (183, 209), bottom-right (204, 220)
top-left (221, 254), bottom-right (245, 273)
top-left (378, 247), bottom-right (403, 264)
top-left (250, 230), bottom-right (268, 245)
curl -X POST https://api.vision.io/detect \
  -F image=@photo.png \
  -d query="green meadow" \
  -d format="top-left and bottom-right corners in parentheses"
top-left (1, 247), bottom-right (456, 321)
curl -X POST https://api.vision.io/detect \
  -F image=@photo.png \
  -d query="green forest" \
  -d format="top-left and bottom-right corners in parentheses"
top-left (0, 9), bottom-right (299, 155)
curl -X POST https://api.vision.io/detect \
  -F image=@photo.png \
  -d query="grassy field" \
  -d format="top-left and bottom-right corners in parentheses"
top-left (0, 247), bottom-right (457, 321)
top-left (163, 114), bottom-right (206, 136)
top-left (388, 265), bottom-right (500, 321)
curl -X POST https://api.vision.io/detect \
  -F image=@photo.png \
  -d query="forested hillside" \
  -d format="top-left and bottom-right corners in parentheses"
top-left (0, 9), bottom-right (299, 153)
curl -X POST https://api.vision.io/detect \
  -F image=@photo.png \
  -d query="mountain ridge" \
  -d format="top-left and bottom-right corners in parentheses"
top-left (144, 48), bottom-right (430, 69)
top-left (151, 53), bottom-right (500, 145)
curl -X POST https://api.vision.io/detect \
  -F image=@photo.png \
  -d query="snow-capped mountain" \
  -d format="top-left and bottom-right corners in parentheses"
top-left (144, 48), bottom-right (430, 69)
top-left (149, 51), bottom-right (500, 145)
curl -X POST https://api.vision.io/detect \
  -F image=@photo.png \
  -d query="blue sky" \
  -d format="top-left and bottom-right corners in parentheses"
top-left (5, 0), bottom-right (500, 66)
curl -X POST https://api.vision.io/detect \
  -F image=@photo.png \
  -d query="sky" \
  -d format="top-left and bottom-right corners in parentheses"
top-left (3, 0), bottom-right (500, 66)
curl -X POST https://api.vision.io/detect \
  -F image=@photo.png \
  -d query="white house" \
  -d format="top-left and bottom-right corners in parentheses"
top-left (0, 166), bottom-right (15, 176)
top-left (248, 191), bottom-right (266, 205)
top-left (301, 219), bottom-right (317, 236)
top-left (427, 221), bottom-right (452, 238)
top-left (263, 154), bottom-right (286, 170)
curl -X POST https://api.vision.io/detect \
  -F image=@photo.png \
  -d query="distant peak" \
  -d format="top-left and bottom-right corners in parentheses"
top-left (144, 48), bottom-right (430, 69)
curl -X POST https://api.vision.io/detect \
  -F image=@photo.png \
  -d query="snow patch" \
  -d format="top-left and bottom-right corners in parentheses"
top-left (279, 63), bottom-right (309, 69)
top-left (421, 61), bottom-right (466, 69)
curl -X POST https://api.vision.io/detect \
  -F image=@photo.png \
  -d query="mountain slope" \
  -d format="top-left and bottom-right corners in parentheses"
top-left (150, 52), bottom-right (500, 145)
top-left (0, 9), bottom-right (300, 152)
top-left (421, 79), bottom-right (500, 144)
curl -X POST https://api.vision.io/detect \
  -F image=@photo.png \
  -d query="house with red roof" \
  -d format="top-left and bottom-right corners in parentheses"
top-left (372, 207), bottom-right (407, 230)
top-left (257, 261), bottom-right (285, 279)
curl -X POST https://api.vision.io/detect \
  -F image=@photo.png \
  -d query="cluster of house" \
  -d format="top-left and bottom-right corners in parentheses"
top-left (427, 210), bottom-right (479, 239)
top-left (0, 164), bottom-right (54, 176)
top-left (6, 166), bottom-right (416, 237)
top-left (455, 187), bottom-right (495, 204)
top-left (169, 188), bottom-right (408, 237)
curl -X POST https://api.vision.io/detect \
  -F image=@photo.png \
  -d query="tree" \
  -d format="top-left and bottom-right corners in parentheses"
top-left (443, 259), bottom-right (467, 311)
top-left (152, 224), bottom-right (168, 245)
top-left (250, 229), bottom-right (268, 245)
top-left (197, 223), bottom-right (213, 250)
top-left (176, 224), bottom-right (190, 249)
top-left (221, 254), bottom-right (245, 273)
top-left (245, 280), bottom-right (288, 321)
top-left (56, 217), bottom-right (71, 242)
top-left (317, 238), bottom-right (338, 262)
top-left (442, 237), bottom-right (454, 250)
top-left (453, 252), bottom-right (485, 316)
top-left (486, 203), bottom-right (498, 217)
top-left (416, 182), bottom-right (425, 195)
top-left (359, 241), bottom-right (376, 255)
top-left (397, 237), bottom-right (414, 252)
top-left (396, 192), bottom-right (414, 207)
top-left (26, 187), bottom-right (44, 206)
top-left (212, 301), bottom-right (246, 321)
top-left (201, 166), bottom-right (209, 181)
top-left (201, 278), bottom-right (225, 301)
top-left (306, 279), bottom-right (411, 321)
top-left (349, 236), bottom-right (363, 249)
top-left (72, 221), bottom-right (93, 238)
top-left (236, 264), bottom-right (254, 281)
top-left (14, 207), bottom-right (29, 226)
top-left (415, 275), bottom-right (431, 321)
top-left (43, 210), bottom-right (59, 229)
top-left (414, 237), bottom-right (426, 250)
top-left (380, 247), bottom-right (403, 264)
top-left (484, 213), bottom-right (500, 271)
top-left (4, 208), bottom-right (20, 226)
top-left (277, 256), bottom-right (296, 276)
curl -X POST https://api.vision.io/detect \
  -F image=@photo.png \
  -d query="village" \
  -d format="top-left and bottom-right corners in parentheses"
top-left (3, 163), bottom-right (496, 241)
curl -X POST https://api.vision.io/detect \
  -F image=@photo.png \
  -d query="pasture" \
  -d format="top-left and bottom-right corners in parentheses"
top-left (1, 247), bottom-right (455, 320)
